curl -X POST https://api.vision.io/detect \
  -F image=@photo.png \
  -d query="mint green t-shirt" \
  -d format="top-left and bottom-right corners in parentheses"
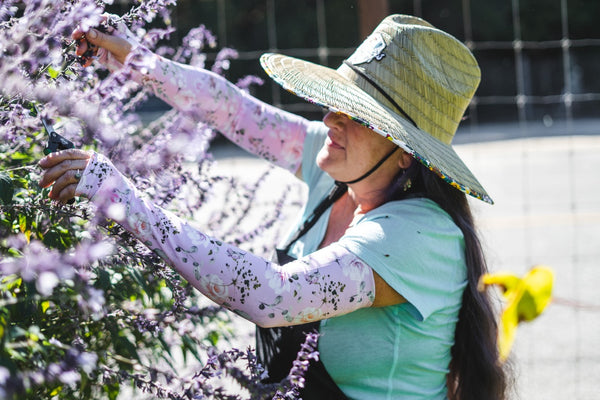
top-left (283, 121), bottom-right (467, 400)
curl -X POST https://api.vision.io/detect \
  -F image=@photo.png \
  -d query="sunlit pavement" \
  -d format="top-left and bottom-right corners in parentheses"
top-left (210, 131), bottom-right (600, 400)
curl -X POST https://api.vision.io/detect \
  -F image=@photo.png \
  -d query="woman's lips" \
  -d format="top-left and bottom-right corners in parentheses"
top-left (326, 135), bottom-right (344, 150)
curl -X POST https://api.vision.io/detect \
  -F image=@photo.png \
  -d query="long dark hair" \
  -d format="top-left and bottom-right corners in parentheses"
top-left (387, 161), bottom-right (508, 400)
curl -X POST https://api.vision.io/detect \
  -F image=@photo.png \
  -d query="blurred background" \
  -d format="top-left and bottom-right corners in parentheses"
top-left (131, 0), bottom-right (600, 133)
top-left (109, 1), bottom-right (600, 399)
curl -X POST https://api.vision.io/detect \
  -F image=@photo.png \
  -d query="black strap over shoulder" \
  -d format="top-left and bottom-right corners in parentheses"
top-left (256, 182), bottom-right (349, 399)
top-left (278, 181), bottom-right (348, 255)
top-left (257, 246), bottom-right (348, 399)
top-left (256, 323), bottom-right (348, 399)
top-left (280, 144), bottom-right (398, 256)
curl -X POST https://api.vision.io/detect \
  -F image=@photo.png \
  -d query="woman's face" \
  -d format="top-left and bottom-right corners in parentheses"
top-left (317, 111), bottom-right (401, 184)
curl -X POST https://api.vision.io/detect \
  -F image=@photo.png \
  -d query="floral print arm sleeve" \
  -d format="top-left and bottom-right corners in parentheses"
top-left (129, 47), bottom-right (308, 173)
top-left (96, 20), bottom-right (308, 172)
top-left (77, 153), bottom-right (376, 328)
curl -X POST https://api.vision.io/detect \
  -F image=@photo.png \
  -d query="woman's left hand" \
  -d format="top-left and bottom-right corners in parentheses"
top-left (39, 149), bottom-right (93, 203)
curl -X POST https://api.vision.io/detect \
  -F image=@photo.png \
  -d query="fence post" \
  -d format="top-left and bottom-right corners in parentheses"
top-left (357, 0), bottom-right (389, 40)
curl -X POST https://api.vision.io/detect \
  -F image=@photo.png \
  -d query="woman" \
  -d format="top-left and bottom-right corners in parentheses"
top-left (40, 14), bottom-right (507, 400)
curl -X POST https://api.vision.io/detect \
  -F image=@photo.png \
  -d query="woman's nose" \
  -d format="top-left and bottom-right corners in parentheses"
top-left (323, 111), bottom-right (344, 127)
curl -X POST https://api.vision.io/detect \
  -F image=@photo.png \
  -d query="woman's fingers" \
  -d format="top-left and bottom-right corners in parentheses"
top-left (71, 26), bottom-right (87, 43)
top-left (39, 148), bottom-right (90, 170)
top-left (88, 29), bottom-right (132, 64)
top-left (40, 157), bottom-right (88, 188)
top-left (71, 20), bottom-right (133, 65)
top-left (71, 14), bottom-right (108, 41)
top-left (54, 183), bottom-right (79, 204)
top-left (39, 150), bottom-right (92, 202)
top-left (71, 14), bottom-right (108, 57)
top-left (49, 169), bottom-right (84, 203)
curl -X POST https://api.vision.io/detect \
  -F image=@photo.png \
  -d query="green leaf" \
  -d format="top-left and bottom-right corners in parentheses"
top-left (40, 300), bottom-right (51, 314)
top-left (207, 330), bottom-right (220, 346)
top-left (10, 152), bottom-right (32, 161)
top-left (103, 381), bottom-right (120, 400)
top-left (181, 335), bottom-right (202, 362)
top-left (42, 229), bottom-right (61, 249)
top-left (157, 335), bottom-right (174, 359)
top-left (0, 172), bottom-right (14, 205)
top-left (58, 228), bottom-right (72, 249)
top-left (18, 213), bottom-right (26, 233)
top-left (96, 269), bottom-right (112, 291)
top-left (0, 314), bottom-right (6, 340)
top-left (114, 331), bottom-right (141, 363)
top-left (128, 268), bottom-right (149, 293)
top-left (1, 275), bottom-right (22, 293)
top-left (47, 66), bottom-right (60, 79)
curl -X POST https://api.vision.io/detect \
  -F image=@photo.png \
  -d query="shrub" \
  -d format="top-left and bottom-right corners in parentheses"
top-left (0, 1), bottom-right (309, 398)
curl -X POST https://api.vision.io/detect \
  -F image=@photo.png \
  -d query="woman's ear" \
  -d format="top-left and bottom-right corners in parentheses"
top-left (397, 150), bottom-right (414, 170)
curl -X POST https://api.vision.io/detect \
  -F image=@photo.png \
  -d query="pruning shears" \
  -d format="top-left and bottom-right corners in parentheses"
top-left (30, 104), bottom-right (75, 155)
top-left (30, 104), bottom-right (76, 203)
top-left (41, 114), bottom-right (75, 156)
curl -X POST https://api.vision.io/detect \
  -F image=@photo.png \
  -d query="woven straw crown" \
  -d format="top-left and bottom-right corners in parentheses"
top-left (260, 14), bottom-right (492, 203)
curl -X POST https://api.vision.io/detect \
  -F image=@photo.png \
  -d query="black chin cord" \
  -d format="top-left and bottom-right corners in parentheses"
top-left (277, 146), bottom-right (399, 255)
top-left (336, 146), bottom-right (399, 185)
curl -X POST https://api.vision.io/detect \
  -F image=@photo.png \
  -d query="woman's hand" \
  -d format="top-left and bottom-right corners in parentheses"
top-left (39, 149), bottom-right (93, 203)
top-left (72, 15), bottom-right (137, 68)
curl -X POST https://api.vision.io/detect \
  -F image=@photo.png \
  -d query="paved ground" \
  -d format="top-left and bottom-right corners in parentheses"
top-left (208, 131), bottom-right (600, 400)
top-left (457, 135), bottom-right (600, 400)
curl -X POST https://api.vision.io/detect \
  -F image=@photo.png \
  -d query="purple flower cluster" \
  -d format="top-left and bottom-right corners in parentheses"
top-left (106, 332), bottom-right (320, 400)
top-left (1, 0), bottom-right (310, 399)
top-left (0, 345), bottom-right (98, 400)
top-left (0, 0), bottom-right (109, 144)
top-left (172, 25), bottom-right (217, 65)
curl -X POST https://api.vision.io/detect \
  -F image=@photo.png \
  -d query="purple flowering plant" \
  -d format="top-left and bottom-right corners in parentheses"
top-left (0, 1), bottom-right (311, 399)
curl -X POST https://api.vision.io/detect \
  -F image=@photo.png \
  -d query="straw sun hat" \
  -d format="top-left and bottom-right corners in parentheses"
top-left (260, 14), bottom-right (492, 204)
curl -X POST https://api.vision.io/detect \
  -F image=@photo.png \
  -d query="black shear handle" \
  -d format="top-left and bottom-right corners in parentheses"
top-left (43, 130), bottom-right (75, 155)
top-left (38, 111), bottom-right (77, 204)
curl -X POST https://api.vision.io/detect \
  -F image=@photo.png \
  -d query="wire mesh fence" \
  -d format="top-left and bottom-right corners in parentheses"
top-left (169, 0), bottom-right (600, 133)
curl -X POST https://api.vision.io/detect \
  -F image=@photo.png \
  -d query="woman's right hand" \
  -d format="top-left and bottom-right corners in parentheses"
top-left (72, 15), bottom-right (138, 68)
top-left (39, 149), bottom-right (93, 203)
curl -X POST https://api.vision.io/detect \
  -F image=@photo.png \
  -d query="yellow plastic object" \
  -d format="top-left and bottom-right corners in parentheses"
top-left (479, 265), bottom-right (554, 361)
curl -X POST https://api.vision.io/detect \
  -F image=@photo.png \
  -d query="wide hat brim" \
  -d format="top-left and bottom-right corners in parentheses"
top-left (260, 53), bottom-right (493, 204)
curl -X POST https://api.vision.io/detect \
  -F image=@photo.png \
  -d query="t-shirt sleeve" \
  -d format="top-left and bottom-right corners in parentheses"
top-left (277, 121), bottom-right (333, 257)
top-left (337, 200), bottom-right (468, 321)
top-left (301, 121), bottom-right (330, 185)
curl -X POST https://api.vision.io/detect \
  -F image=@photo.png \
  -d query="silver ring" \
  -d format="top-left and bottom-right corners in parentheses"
top-left (74, 169), bottom-right (82, 181)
